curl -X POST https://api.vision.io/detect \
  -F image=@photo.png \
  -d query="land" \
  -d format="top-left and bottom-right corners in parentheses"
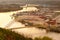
top-left (0, 4), bottom-right (22, 12)
top-left (0, 28), bottom-right (32, 40)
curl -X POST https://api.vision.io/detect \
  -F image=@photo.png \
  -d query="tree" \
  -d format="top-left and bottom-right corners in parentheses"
top-left (42, 36), bottom-right (52, 40)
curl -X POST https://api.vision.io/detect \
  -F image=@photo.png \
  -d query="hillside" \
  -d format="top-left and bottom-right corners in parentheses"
top-left (0, 4), bottom-right (22, 12)
top-left (0, 28), bottom-right (32, 40)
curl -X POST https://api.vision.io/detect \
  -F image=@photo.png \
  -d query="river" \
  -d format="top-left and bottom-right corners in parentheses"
top-left (0, 11), bottom-right (60, 40)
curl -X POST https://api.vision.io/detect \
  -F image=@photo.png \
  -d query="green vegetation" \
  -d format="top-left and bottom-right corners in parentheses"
top-left (0, 28), bottom-right (32, 40)
top-left (34, 36), bottom-right (52, 40)
top-left (42, 36), bottom-right (52, 40)
top-left (34, 37), bottom-right (42, 40)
